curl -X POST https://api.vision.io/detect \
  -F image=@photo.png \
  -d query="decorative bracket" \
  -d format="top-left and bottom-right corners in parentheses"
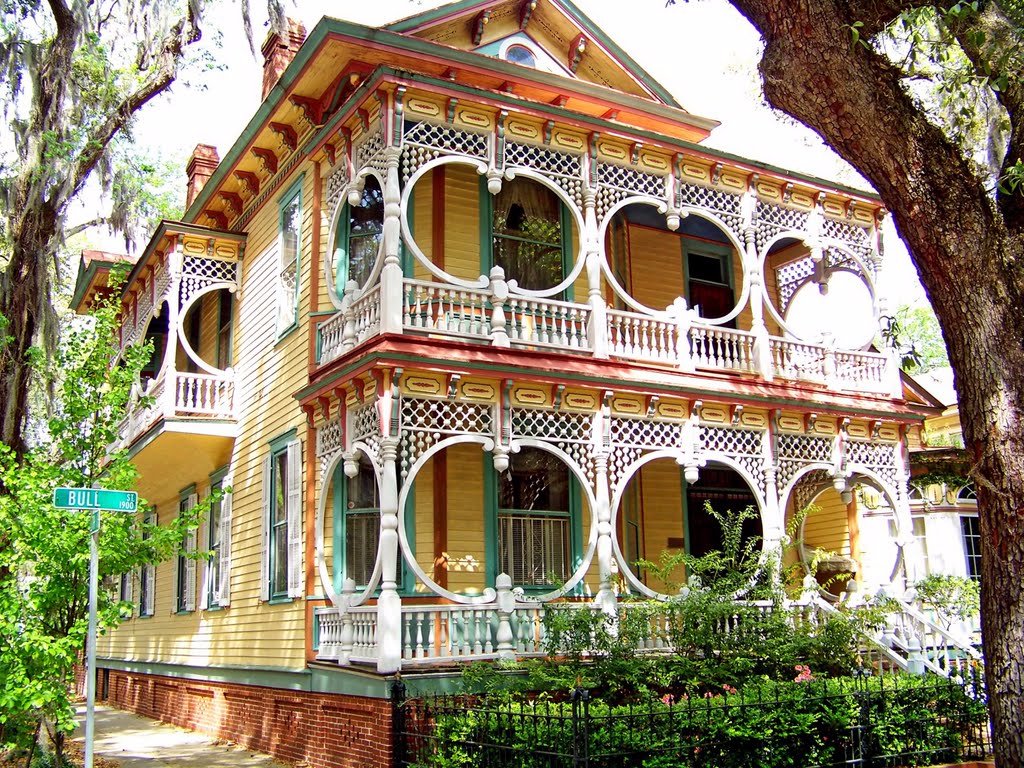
top-left (804, 412), bottom-right (818, 433)
top-left (553, 384), bottom-right (566, 412)
top-left (250, 147), bottom-right (278, 176)
top-left (569, 34), bottom-right (587, 73)
top-left (472, 10), bottom-right (491, 45)
top-left (519, 0), bottom-right (537, 28)
top-left (290, 95), bottom-right (324, 127)
top-left (645, 395), bottom-right (660, 419)
top-left (711, 162), bottom-right (723, 186)
top-left (446, 373), bottom-right (461, 400)
top-left (731, 404), bottom-right (745, 426)
top-left (219, 192), bottom-right (243, 217)
top-left (234, 170), bottom-right (260, 198)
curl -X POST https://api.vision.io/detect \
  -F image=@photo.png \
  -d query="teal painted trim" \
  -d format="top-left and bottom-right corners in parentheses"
top-left (382, 0), bottom-right (682, 108)
top-left (267, 596), bottom-right (295, 606)
top-left (483, 451), bottom-right (497, 586)
top-left (561, 204), bottom-right (574, 302)
top-left (332, 463), bottom-right (344, 594)
top-left (96, 657), bottom-right (314, 692)
top-left (209, 465), bottom-right (229, 485)
top-left (178, 484), bottom-right (197, 499)
top-left (269, 428), bottom-right (298, 454)
top-left (680, 468), bottom-right (692, 557)
top-left (569, 477), bottom-right (584, 594)
top-left (401, 481), bottom-right (416, 595)
top-left (297, 348), bottom-right (926, 422)
top-left (277, 175), bottom-right (305, 341)
top-left (479, 175), bottom-right (493, 275)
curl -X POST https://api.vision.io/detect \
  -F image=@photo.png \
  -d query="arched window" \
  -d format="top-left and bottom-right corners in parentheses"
top-left (496, 447), bottom-right (574, 587)
top-left (490, 177), bottom-right (567, 292)
top-left (334, 175), bottom-right (384, 297)
top-left (504, 44), bottom-right (537, 68)
top-left (334, 455), bottom-right (380, 588)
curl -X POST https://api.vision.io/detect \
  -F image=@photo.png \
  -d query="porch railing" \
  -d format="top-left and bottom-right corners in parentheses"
top-left (315, 277), bottom-right (899, 397)
top-left (114, 369), bottom-right (236, 449)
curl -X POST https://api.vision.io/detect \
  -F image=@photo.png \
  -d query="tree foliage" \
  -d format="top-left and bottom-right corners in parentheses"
top-left (0, 0), bottom-right (279, 453)
top-left (0, 287), bottom-right (202, 763)
top-left (666, 0), bottom-right (1023, 762)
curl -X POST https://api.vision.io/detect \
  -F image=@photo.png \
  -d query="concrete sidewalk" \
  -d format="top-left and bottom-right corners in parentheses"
top-left (72, 705), bottom-right (290, 768)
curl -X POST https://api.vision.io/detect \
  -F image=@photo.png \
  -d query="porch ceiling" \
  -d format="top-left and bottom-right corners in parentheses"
top-left (128, 423), bottom-right (235, 506)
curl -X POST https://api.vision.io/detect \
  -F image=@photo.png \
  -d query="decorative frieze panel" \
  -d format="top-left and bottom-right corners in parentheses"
top-left (350, 401), bottom-right (381, 458)
top-left (324, 161), bottom-right (350, 218)
top-left (609, 417), bottom-right (682, 450)
top-left (821, 217), bottom-right (874, 266)
top-left (354, 125), bottom-right (387, 176)
top-left (776, 433), bottom-right (834, 492)
top-left (504, 141), bottom-right (585, 209)
top-left (510, 408), bottom-right (594, 485)
top-left (594, 162), bottom-right (665, 220)
top-left (398, 397), bottom-right (493, 477)
top-left (755, 199), bottom-right (811, 252)
top-left (700, 425), bottom-right (767, 499)
top-left (676, 182), bottom-right (744, 234)
top-left (845, 438), bottom-right (899, 492)
top-left (179, 256), bottom-right (237, 307)
top-left (400, 121), bottom-right (489, 183)
top-left (316, 417), bottom-right (345, 481)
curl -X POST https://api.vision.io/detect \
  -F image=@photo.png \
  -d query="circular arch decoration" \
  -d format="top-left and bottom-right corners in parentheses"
top-left (779, 462), bottom-right (909, 587)
top-left (113, 298), bottom-right (170, 382)
top-left (324, 169), bottom-right (387, 310)
top-left (175, 283), bottom-right (238, 377)
top-left (394, 434), bottom-right (599, 606)
top-left (608, 449), bottom-right (768, 600)
top-left (596, 199), bottom-right (751, 325)
top-left (315, 441), bottom-right (384, 610)
top-left (760, 234), bottom-right (878, 343)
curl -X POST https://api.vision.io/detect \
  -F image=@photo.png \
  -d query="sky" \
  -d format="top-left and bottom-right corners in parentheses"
top-left (119, 0), bottom-right (928, 307)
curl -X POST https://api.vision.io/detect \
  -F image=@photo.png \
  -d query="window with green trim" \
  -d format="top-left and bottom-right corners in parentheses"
top-left (262, 435), bottom-right (302, 601)
top-left (139, 511), bottom-right (155, 616)
top-left (277, 182), bottom-right (302, 337)
top-left (176, 490), bottom-right (197, 612)
top-left (496, 447), bottom-right (574, 587)
top-left (685, 244), bottom-right (734, 323)
top-left (334, 176), bottom-right (384, 298)
top-left (334, 455), bottom-right (380, 588)
top-left (207, 479), bottom-right (224, 606)
top-left (489, 177), bottom-right (570, 293)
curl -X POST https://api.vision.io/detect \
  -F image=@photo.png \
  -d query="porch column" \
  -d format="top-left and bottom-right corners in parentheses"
top-left (743, 188), bottom-right (773, 381)
top-left (379, 146), bottom-right (404, 335)
top-left (583, 188), bottom-right (608, 359)
top-left (593, 450), bottom-right (616, 618)
top-left (376, 436), bottom-right (403, 673)
top-left (760, 426), bottom-right (784, 580)
top-left (163, 242), bottom-right (183, 415)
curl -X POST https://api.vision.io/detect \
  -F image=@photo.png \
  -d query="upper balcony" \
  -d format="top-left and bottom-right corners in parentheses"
top-left (73, 223), bottom-right (245, 497)
top-left (310, 113), bottom-right (898, 400)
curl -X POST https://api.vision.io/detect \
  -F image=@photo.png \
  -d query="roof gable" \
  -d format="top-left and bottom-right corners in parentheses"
top-left (385, 0), bottom-right (683, 109)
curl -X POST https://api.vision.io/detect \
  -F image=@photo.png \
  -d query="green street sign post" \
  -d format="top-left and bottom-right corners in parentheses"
top-left (54, 487), bottom-right (139, 768)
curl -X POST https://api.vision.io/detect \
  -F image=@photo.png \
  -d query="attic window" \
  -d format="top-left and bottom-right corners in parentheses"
top-left (504, 44), bottom-right (537, 68)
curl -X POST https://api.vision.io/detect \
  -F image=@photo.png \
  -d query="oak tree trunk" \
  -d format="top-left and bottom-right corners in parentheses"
top-left (727, 1), bottom-right (1024, 763)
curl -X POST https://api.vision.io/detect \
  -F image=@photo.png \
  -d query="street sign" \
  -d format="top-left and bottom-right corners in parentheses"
top-left (53, 487), bottom-right (138, 512)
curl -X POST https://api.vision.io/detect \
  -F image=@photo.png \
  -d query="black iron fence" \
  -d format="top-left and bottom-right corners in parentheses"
top-left (392, 671), bottom-right (990, 768)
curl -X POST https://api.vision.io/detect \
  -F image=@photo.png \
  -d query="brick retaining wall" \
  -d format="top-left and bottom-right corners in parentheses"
top-left (94, 669), bottom-right (394, 768)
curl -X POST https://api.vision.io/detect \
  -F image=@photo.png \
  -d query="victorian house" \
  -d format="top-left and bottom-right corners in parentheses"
top-left (72, 2), bottom-right (963, 765)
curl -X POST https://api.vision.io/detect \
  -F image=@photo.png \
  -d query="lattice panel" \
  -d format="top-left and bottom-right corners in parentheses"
top-left (180, 257), bottom-right (237, 307)
top-left (348, 403), bottom-right (380, 444)
top-left (399, 398), bottom-right (494, 478)
top-left (701, 425), bottom-right (767, 498)
top-left (324, 161), bottom-right (349, 217)
top-left (609, 417), bottom-right (683, 450)
top-left (774, 256), bottom-right (816, 313)
top-left (755, 200), bottom-right (811, 252)
top-left (676, 182), bottom-right (744, 232)
top-left (400, 123), bottom-right (490, 184)
top-left (504, 142), bottom-right (585, 209)
top-left (511, 409), bottom-right (591, 444)
top-left (776, 433), bottom-right (834, 492)
top-left (511, 408), bottom-right (595, 485)
top-left (596, 162), bottom-right (664, 198)
top-left (136, 273), bottom-right (154, 328)
top-left (792, 469), bottom-right (832, 513)
top-left (153, 259), bottom-right (170, 310)
top-left (821, 217), bottom-right (874, 265)
top-left (354, 127), bottom-right (386, 175)
top-left (845, 438), bottom-right (898, 491)
top-left (316, 418), bottom-right (344, 479)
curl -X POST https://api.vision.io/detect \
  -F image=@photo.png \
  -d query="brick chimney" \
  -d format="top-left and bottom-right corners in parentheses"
top-left (186, 144), bottom-right (220, 209)
top-left (261, 19), bottom-right (307, 101)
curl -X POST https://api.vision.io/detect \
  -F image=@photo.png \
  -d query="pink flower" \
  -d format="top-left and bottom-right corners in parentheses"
top-left (793, 664), bottom-right (815, 683)
top-left (722, 684), bottom-right (738, 695)
top-left (661, 694), bottom-right (675, 706)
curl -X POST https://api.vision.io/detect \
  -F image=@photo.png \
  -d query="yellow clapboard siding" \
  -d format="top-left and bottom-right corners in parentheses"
top-left (412, 171), bottom-right (434, 280)
top-left (445, 443), bottom-right (487, 594)
top-left (638, 460), bottom-right (685, 593)
top-left (444, 166), bottom-right (482, 281)
top-left (803, 489), bottom-right (851, 557)
top-left (628, 224), bottom-right (684, 311)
